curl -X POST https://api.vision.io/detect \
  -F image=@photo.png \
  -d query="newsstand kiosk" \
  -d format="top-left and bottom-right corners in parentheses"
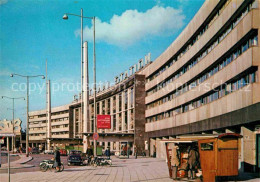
top-left (165, 133), bottom-right (242, 182)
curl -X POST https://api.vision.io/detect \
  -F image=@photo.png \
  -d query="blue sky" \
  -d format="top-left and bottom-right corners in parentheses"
top-left (0, 0), bottom-right (204, 129)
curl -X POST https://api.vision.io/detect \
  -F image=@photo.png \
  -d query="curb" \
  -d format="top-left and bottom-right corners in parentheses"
top-left (20, 156), bottom-right (33, 164)
top-left (0, 165), bottom-right (35, 170)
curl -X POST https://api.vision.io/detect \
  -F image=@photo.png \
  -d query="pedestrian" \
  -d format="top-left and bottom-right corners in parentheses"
top-left (53, 147), bottom-right (61, 172)
top-left (188, 145), bottom-right (199, 179)
top-left (19, 146), bottom-right (22, 154)
top-left (171, 144), bottom-right (180, 179)
top-left (105, 147), bottom-right (111, 159)
top-left (86, 145), bottom-right (93, 157)
top-left (134, 145), bottom-right (137, 159)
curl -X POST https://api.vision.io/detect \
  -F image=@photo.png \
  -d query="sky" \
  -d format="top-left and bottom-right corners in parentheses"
top-left (0, 0), bottom-right (204, 129)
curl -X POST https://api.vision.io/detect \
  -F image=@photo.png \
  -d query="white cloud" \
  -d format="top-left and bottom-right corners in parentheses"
top-left (0, 0), bottom-right (8, 6)
top-left (75, 5), bottom-right (185, 46)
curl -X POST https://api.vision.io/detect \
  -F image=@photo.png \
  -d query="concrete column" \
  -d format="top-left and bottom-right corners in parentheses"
top-left (116, 94), bottom-right (119, 132)
top-left (104, 99), bottom-right (108, 133)
top-left (47, 80), bottom-right (52, 151)
top-left (110, 97), bottom-right (113, 132)
top-left (83, 41), bottom-right (90, 153)
top-left (122, 111), bottom-right (125, 132)
top-left (241, 126), bottom-right (256, 172)
top-left (105, 142), bottom-right (108, 150)
top-left (116, 141), bottom-right (120, 153)
top-left (127, 88), bottom-right (131, 132)
top-left (73, 109), bottom-right (76, 138)
top-left (150, 138), bottom-right (156, 157)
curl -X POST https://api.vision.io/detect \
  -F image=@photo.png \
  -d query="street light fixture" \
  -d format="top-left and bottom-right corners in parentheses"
top-left (2, 96), bottom-right (25, 153)
top-left (10, 73), bottom-right (45, 157)
top-left (62, 14), bottom-right (68, 20)
top-left (63, 9), bottom-right (97, 157)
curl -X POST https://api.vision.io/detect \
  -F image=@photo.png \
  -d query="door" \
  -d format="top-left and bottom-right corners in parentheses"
top-left (198, 139), bottom-right (216, 182)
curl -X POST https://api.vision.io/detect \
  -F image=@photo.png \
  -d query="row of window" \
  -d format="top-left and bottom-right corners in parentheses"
top-left (146, 33), bottom-right (258, 110)
top-left (52, 131), bottom-right (69, 135)
top-left (146, 70), bottom-right (257, 123)
top-left (146, 0), bottom-right (257, 96)
top-left (146, 0), bottom-right (235, 82)
top-left (51, 110), bottom-right (69, 116)
top-left (51, 124), bottom-right (69, 129)
top-left (29, 133), bottom-right (45, 137)
top-left (29, 110), bottom-right (69, 119)
top-left (89, 109), bottom-right (134, 133)
top-left (93, 87), bottom-right (134, 117)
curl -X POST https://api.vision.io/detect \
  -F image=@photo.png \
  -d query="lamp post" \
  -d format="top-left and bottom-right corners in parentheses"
top-left (2, 96), bottom-right (25, 153)
top-left (10, 73), bottom-right (45, 157)
top-left (63, 10), bottom-right (97, 157)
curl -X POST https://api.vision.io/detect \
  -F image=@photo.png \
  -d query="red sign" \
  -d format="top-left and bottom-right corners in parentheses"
top-left (93, 133), bottom-right (99, 140)
top-left (97, 115), bottom-right (111, 129)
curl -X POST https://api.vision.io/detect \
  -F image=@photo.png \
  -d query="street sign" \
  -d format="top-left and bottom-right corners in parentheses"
top-left (93, 133), bottom-right (99, 140)
top-left (97, 115), bottom-right (111, 129)
top-left (0, 139), bottom-right (4, 144)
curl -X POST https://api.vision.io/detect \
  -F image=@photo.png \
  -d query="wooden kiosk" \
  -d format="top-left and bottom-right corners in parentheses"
top-left (165, 133), bottom-right (242, 182)
top-left (198, 133), bottom-right (242, 182)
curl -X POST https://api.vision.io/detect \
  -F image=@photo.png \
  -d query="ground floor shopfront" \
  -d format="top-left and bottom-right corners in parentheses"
top-left (146, 102), bottom-right (260, 173)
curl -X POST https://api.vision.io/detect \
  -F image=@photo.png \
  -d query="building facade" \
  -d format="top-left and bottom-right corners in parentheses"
top-left (28, 104), bottom-right (75, 149)
top-left (140, 0), bottom-right (260, 172)
top-left (0, 118), bottom-right (22, 149)
top-left (29, 71), bottom-right (147, 153)
top-left (28, 0), bottom-right (260, 172)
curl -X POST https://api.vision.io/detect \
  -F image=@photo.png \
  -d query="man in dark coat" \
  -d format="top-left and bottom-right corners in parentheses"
top-left (86, 146), bottom-right (93, 157)
top-left (105, 147), bottom-right (111, 159)
top-left (53, 147), bottom-right (61, 172)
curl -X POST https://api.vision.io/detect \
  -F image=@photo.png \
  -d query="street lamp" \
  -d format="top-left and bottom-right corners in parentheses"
top-left (2, 96), bottom-right (25, 153)
top-left (10, 73), bottom-right (45, 157)
top-left (63, 10), bottom-right (97, 157)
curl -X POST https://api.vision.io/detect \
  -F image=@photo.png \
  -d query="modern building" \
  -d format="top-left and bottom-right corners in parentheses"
top-left (28, 0), bottom-right (260, 172)
top-left (140, 0), bottom-right (260, 172)
top-left (28, 104), bottom-right (77, 150)
top-left (28, 57), bottom-right (149, 153)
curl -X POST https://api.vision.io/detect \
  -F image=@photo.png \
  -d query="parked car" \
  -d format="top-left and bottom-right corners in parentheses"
top-left (67, 150), bottom-right (83, 166)
top-left (44, 150), bottom-right (54, 154)
top-left (30, 147), bottom-right (40, 154)
top-left (1, 152), bottom-right (8, 156)
top-left (59, 149), bottom-right (67, 156)
top-left (1, 146), bottom-right (7, 151)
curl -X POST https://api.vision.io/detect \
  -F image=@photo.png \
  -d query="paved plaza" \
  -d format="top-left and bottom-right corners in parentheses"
top-left (0, 157), bottom-right (173, 182)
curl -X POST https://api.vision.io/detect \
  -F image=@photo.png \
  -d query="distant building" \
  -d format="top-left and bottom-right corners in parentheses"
top-left (0, 119), bottom-right (22, 148)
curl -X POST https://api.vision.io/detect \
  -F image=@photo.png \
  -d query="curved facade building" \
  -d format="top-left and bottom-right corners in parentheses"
top-left (141, 0), bottom-right (260, 172)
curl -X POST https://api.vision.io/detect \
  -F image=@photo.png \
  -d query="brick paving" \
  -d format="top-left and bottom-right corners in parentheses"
top-left (1, 156), bottom-right (259, 182)
top-left (0, 157), bottom-right (172, 182)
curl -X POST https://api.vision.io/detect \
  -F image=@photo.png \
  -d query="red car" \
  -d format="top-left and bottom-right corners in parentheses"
top-left (59, 149), bottom-right (67, 156)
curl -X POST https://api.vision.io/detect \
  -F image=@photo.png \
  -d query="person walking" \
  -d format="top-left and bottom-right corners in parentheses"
top-left (134, 145), bottom-right (137, 159)
top-left (105, 147), bottom-right (111, 159)
top-left (53, 147), bottom-right (61, 172)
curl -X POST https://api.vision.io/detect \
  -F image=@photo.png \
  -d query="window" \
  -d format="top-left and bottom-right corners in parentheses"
top-left (201, 142), bottom-right (214, 151)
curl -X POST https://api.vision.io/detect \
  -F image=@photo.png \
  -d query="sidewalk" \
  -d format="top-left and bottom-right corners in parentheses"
top-left (0, 156), bottom-right (259, 182)
top-left (0, 154), bottom-right (34, 170)
top-left (0, 157), bottom-right (172, 182)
